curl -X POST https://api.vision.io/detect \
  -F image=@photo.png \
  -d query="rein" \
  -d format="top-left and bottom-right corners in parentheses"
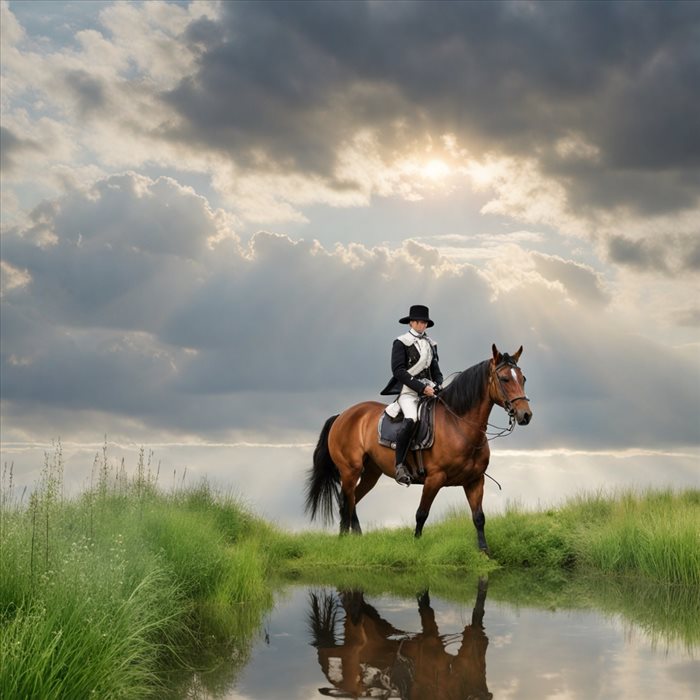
top-left (436, 393), bottom-right (517, 441)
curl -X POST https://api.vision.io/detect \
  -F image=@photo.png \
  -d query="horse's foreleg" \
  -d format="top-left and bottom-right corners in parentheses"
top-left (415, 472), bottom-right (446, 538)
top-left (464, 476), bottom-right (488, 554)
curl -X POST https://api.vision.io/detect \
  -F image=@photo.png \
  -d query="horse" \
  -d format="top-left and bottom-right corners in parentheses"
top-left (305, 344), bottom-right (532, 554)
top-left (308, 579), bottom-right (491, 699)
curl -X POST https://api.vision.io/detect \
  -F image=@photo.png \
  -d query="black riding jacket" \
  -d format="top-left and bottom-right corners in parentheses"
top-left (380, 333), bottom-right (443, 396)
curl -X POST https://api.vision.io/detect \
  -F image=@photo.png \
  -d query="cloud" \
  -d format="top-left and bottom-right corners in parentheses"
top-left (159, 2), bottom-right (700, 212)
top-left (156, 1), bottom-right (698, 276)
top-left (3, 0), bottom-right (698, 278)
top-left (62, 68), bottom-right (107, 116)
top-left (606, 230), bottom-right (700, 274)
top-left (2, 172), bottom-right (698, 448)
top-left (0, 125), bottom-right (43, 172)
top-left (531, 253), bottom-right (610, 307)
top-left (673, 306), bottom-right (700, 328)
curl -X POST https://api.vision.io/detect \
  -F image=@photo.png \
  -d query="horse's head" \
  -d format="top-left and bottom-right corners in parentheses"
top-left (490, 344), bottom-right (532, 426)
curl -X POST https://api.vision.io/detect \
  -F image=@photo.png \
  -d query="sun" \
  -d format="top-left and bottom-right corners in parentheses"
top-left (422, 158), bottom-right (450, 180)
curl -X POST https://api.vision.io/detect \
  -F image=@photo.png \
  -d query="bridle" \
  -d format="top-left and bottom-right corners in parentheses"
top-left (489, 359), bottom-right (530, 419)
top-left (435, 358), bottom-right (530, 438)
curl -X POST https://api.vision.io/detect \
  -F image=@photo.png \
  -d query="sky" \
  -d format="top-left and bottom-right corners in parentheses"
top-left (1, 0), bottom-right (698, 529)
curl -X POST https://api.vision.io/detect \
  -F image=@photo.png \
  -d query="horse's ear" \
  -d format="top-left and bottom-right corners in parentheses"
top-left (513, 345), bottom-right (523, 363)
top-left (492, 344), bottom-right (501, 364)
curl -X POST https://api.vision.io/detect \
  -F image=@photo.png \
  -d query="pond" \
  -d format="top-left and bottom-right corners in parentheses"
top-left (177, 575), bottom-right (699, 699)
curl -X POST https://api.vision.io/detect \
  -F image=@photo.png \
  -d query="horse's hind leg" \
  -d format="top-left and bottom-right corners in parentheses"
top-left (339, 491), bottom-right (359, 535)
top-left (464, 476), bottom-right (489, 554)
top-left (355, 462), bottom-right (381, 505)
top-left (338, 460), bottom-right (363, 535)
top-left (338, 461), bottom-right (381, 535)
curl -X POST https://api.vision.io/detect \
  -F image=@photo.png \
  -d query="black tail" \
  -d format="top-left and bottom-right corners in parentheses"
top-left (305, 414), bottom-right (340, 525)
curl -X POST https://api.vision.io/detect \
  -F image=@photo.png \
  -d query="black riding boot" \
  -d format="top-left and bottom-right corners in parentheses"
top-left (394, 418), bottom-right (415, 486)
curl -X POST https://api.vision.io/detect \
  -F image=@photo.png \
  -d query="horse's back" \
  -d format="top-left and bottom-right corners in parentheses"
top-left (333, 400), bottom-right (385, 430)
top-left (329, 401), bottom-right (386, 459)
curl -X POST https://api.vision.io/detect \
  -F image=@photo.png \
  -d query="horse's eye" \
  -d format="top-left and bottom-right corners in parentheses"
top-left (522, 376), bottom-right (527, 384)
top-left (501, 375), bottom-right (510, 382)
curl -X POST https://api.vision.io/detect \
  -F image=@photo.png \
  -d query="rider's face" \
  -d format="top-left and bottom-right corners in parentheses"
top-left (409, 320), bottom-right (428, 333)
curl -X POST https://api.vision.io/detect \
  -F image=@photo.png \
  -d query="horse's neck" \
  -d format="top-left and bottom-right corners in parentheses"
top-left (458, 395), bottom-right (494, 430)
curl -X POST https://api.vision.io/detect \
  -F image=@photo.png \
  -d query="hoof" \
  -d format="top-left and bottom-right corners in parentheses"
top-left (479, 548), bottom-right (491, 559)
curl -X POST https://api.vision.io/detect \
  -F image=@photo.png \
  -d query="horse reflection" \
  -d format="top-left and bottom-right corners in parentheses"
top-left (308, 580), bottom-right (491, 700)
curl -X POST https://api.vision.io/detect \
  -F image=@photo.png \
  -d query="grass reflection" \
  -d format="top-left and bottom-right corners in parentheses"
top-left (287, 567), bottom-right (700, 653)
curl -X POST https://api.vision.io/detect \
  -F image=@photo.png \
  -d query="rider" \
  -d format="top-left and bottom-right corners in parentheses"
top-left (381, 305), bottom-right (443, 486)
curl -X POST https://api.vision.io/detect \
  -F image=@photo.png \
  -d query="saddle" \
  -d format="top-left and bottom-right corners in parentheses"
top-left (377, 398), bottom-right (436, 451)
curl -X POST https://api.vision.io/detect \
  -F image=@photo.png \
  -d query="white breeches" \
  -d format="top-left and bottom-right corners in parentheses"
top-left (397, 388), bottom-right (420, 422)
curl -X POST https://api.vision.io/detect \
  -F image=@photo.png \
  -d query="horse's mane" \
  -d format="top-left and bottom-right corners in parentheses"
top-left (438, 360), bottom-right (491, 415)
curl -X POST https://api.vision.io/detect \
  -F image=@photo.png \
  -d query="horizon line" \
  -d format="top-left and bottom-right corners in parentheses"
top-left (1, 441), bottom-right (697, 460)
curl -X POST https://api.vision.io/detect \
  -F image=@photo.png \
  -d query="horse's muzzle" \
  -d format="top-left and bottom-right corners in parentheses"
top-left (517, 409), bottom-right (532, 426)
top-left (506, 396), bottom-right (532, 426)
top-left (513, 403), bottom-right (532, 425)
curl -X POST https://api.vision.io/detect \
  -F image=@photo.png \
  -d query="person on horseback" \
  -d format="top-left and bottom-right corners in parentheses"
top-left (381, 305), bottom-right (444, 486)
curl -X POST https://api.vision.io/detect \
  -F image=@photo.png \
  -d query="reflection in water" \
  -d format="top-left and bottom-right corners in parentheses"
top-left (174, 575), bottom-right (699, 698)
top-left (308, 579), bottom-right (492, 700)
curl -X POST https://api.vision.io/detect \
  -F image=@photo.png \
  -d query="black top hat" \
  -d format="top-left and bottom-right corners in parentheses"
top-left (399, 304), bottom-right (434, 327)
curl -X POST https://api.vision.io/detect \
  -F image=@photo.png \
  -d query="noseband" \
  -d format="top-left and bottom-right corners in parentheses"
top-left (490, 359), bottom-right (530, 417)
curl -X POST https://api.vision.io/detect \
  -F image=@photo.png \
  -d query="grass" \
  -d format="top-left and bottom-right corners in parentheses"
top-left (486, 488), bottom-right (700, 585)
top-left (278, 487), bottom-right (699, 587)
top-left (1, 446), bottom-right (698, 698)
top-left (0, 447), bottom-right (276, 699)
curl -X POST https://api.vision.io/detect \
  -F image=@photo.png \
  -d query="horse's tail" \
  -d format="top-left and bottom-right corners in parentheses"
top-left (305, 414), bottom-right (340, 525)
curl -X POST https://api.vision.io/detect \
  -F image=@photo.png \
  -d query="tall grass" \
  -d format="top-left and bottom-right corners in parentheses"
top-left (486, 488), bottom-right (700, 585)
top-left (572, 489), bottom-right (700, 585)
top-left (0, 446), bottom-right (275, 699)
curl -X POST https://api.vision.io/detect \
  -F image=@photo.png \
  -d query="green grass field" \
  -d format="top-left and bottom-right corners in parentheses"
top-left (1, 450), bottom-right (698, 698)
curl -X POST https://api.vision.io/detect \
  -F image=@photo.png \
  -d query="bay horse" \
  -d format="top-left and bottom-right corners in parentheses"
top-left (305, 344), bottom-right (532, 553)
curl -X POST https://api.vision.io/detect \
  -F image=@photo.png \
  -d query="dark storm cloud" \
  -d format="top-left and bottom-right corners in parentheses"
top-left (607, 235), bottom-right (664, 272)
top-left (162, 0), bottom-right (700, 214)
top-left (606, 231), bottom-right (700, 274)
top-left (1, 173), bottom-right (698, 447)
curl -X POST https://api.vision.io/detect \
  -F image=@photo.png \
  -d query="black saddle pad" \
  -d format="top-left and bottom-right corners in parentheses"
top-left (378, 399), bottom-right (436, 450)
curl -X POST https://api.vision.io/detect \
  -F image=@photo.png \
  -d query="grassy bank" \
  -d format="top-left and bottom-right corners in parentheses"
top-left (280, 488), bottom-right (700, 586)
top-left (2, 448), bottom-right (698, 698)
top-left (488, 489), bottom-right (700, 584)
top-left (0, 451), bottom-right (277, 699)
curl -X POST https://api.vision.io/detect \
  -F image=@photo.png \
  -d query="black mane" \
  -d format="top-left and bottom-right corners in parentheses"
top-left (438, 360), bottom-right (491, 415)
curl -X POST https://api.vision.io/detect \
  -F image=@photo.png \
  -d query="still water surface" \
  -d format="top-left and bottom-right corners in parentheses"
top-left (206, 582), bottom-right (699, 700)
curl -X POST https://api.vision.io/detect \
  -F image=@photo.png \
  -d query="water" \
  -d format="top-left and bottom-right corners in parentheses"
top-left (181, 580), bottom-right (699, 699)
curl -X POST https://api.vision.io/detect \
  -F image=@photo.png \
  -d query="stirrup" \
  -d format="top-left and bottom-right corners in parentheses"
top-left (395, 464), bottom-right (412, 486)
